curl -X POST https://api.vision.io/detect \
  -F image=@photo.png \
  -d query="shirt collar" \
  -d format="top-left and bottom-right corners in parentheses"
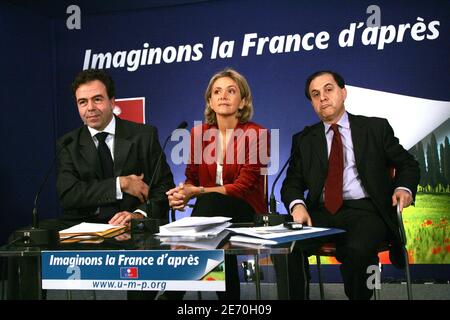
top-left (324, 111), bottom-right (349, 133)
top-left (87, 116), bottom-right (116, 138)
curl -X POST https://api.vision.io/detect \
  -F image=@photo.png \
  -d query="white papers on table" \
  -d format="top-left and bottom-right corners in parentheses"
top-left (59, 222), bottom-right (121, 235)
top-left (59, 223), bottom-right (126, 238)
top-left (230, 235), bottom-right (278, 246)
top-left (59, 222), bottom-right (127, 243)
top-left (156, 216), bottom-right (232, 238)
top-left (161, 216), bottom-right (232, 229)
top-left (227, 224), bottom-right (329, 239)
top-left (159, 230), bottom-right (230, 249)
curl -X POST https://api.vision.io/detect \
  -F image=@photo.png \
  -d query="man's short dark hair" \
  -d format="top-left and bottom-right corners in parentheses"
top-left (72, 69), bottom-right (116, 99)
top-left (304, 70), bottom-right (345, 100)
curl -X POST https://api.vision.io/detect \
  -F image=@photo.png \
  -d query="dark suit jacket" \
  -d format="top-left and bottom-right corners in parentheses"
top-left (281, 113), bottom-right (420, 244)
top-left (56, 116), bottom-right (174, 224)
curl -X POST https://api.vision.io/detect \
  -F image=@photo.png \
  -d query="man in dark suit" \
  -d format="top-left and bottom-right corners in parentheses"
top-left (56, 69), bottom-right (174, 228)
top-left (7, 70), bottom-right (174, 300)
top-left (280, 70), bottom-right (420, 300)
top-left (54, 69), bottom-right (175, 300)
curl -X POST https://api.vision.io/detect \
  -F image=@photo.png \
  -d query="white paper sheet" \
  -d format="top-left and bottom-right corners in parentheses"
top-left (227, 224), bottom-right (330, 240)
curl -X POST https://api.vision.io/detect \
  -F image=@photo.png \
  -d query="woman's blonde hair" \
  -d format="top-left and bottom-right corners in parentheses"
top-left (204, 68), bottom-right (254, 125)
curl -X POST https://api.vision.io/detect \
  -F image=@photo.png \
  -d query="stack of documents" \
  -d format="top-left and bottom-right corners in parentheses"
top-left (227, 224), bottom-right (343, 246)
top-left (156, 216), bottom-right (232, 239)
top-left (159, 230), bottom-right (230, 249)
top-left (59, 222), bottom-right (127, 243)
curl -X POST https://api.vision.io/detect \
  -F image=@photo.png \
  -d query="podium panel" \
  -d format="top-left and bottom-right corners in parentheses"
top-left (41, 250), bottom-right (225, 291)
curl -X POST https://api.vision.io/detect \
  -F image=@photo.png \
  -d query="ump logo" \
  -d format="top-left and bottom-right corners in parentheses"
top-left (120, 267), bottom-right (139, 279)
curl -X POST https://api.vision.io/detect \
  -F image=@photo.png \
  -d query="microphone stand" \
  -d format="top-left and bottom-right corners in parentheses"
top-left (260, 128), bottom-right (307, 225)
top-left (255, 155), bottom-right (294, 226)
top-left (269, 154), bottom-right (292, 214)
top-left (12, 137), bottom-right (73, 247)
top-left (137, 122), bottom-right (187, 232)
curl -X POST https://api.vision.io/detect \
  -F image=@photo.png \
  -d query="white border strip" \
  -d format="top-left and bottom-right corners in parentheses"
top-left (42, 279), bottom-right (225, 291)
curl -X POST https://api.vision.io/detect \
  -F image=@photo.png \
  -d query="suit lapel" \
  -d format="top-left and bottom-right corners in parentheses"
top-left (348, 113), bottom-right (367, 172)
top-left (79, 127), bottom-right (102, 178)
top-left (114, 118), bottom-right (133, 177)
top-left (310, 123), bottom-right (328, 172)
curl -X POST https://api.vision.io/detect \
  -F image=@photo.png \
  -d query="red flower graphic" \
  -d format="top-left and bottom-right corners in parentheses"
top-left (421, 219), bottom-right (433, 227)
top-left (432, 247), bottom-right (442, 255)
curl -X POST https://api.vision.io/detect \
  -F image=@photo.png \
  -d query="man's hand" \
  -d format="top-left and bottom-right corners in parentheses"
top-left (109, 211), bottom-right (143, 229)
top-left (119, 173), bottom-right (149, 203)
top-left (291, 204), bottom-right (312, 226)
top-left (392, 189), bottom-right (413, 212)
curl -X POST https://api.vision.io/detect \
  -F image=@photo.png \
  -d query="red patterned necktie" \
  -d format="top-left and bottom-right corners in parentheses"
top-left (324, 124), bottom-right (343, 214)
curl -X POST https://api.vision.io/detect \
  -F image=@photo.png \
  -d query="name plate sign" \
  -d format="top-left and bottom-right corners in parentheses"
top-left (41, 250), bottom-right (225, 291)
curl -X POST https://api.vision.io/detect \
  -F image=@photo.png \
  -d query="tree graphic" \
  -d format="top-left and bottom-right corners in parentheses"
top-left (430, 134), bottom-right (441, 191)
top-left (440, 144), bottom-right (447, 187)
top-left (416, 134), bottom-right (450, 193)
top-left (444, 137), bottom-right (450, 188)
top-left (416, 141), bottom-right (427, 189)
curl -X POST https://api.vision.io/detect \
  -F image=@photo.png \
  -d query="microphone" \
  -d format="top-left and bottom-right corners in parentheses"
top-left (148, 121), bottom-right (188, 190)
top-left (255, 154), bottom-right (294, 226)
top-left (256, 127), bottom-right (309, 226)
top-left (33, 136), bottom-right (74, 228)
top-left (13, 136), bottom-right (73, 247)
top-left (269, 127), bottom-right (309, 215)
top-left (144, 121), bottom-right (188, 222)
top-left (269, 153), bottom-right (294, 214)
